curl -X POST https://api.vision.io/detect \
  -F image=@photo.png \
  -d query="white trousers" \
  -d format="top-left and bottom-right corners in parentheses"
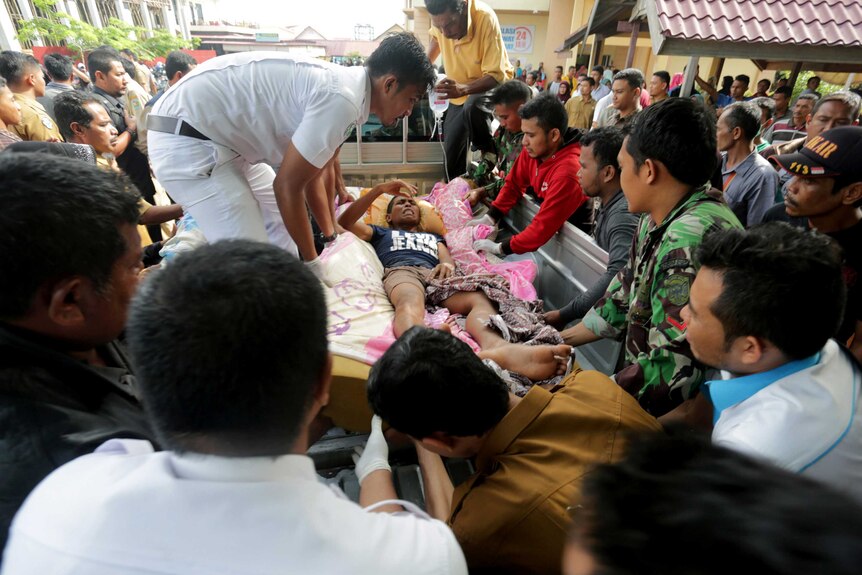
top-left (149, 131), bottom-right (298, 256)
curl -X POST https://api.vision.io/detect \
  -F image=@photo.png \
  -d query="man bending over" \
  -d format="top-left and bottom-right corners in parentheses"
top-left (338, 181), bottom-right (570, 382)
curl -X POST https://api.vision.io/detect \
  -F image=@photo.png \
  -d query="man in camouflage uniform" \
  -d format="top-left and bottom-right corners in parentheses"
top-left (468, 80), bottom-right (531, 205)
top-left (561, 99), bottom-right (742, 417)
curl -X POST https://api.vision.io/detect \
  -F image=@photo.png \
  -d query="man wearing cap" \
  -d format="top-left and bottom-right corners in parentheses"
top-left (770, 126), bottom-right (862, 361)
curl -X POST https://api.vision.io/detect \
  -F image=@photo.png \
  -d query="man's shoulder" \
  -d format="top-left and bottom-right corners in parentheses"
top-left (666, 195), bottom-right (741, 240)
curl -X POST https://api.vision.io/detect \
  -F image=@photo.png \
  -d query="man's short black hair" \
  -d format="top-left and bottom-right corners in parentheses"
top-left (127, 240), bottom-right (328, 456)
top-left (582, 76), bottom-right (596, 87)
top-left (735, 74), bottom-right (750, 86)
top-left (722, 101), bottom-right (762, 141)
top-left (527, 71), bottom-right (538, 81)
top-left (366, 32), bottom-right (436, 94)
top-left (773, 86), bottom-right (792, 99)
top-left (518, 93), bottom-right (567, 134)
top-left (119, 58), bottom-right (136, 79)
top-left (367, 327), bottom-right (510, 439)
top-left (576, 432), bottom-right (862, 575)
top-left (165, 50), bottom-right (197, 80)
top-left (591, 65), bottom-right (604, 75)
top-left (87, 48), bottom-right (123, 83)
top-left (0, 153), bottom-right (140, 319)
top-left (43, 52), bottom-right (73, 81)
top-left (581, 127), bottom-right (623, 172)
top-left (809, 75), bottom-right (821, 86)
top-left (625, 98), bottom-right (717, 188)
top-left (425, 0), bottom-right (465, 15)
top-left (0, 51), bottom-right (40, 86)
top-left (757, 78), bottom-right (771, 90)
top-left (489, 79), bottom-right (532, 107)
top-left (613, 68), bottom-right (644, 90)
top-left (54, 90), bottom-right (103, 141)
top-left (695, 223), bottom-right (845, 359)
top-left (653, 70), bottom-right (670, 85)
top-left (120, 48), bottom-right (137, 60)
top-left (555, 65), bottom-right (564, 72)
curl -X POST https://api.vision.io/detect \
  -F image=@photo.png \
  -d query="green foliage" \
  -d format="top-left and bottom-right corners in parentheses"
top-left (14, 0), bottom-right (197, 60)
top-left (785, 70), bottom-right (846, 101)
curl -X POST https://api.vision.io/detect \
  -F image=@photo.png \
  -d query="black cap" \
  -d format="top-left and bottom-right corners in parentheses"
top-left (771, 126), bottom-right (862, 179)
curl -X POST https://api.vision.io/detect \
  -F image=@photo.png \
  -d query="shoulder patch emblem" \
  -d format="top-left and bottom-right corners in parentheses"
top-left (41, 116), bottom-right (54, 130)
top-left (664, 275), bottom-right (690, 307)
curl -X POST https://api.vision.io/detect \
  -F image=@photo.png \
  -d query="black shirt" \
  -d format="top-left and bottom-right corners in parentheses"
top-left (761, 202), bottom-right (808, 229)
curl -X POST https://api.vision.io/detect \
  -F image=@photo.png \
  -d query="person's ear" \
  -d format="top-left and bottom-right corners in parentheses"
top-left (94, 70), bottom-right (104, 83)
top-left (70, 121), bottom-right (86, 137)
top-left (732, 126), bottom-right (743, 141)
top-left (601, 164), bottom-right (616, 184)
top-left (550, 127), bottom-right (561, 144)
top-left (383, 75), bottom-right (398, 96)
top-left (839, 181), bottom-right (862, 206)
top-left (420, 432), bottom-right (457, 456)
top-left (736, 335), bottom-right (766, 367)
top-left (642, 157), bottom-right (658, 185)
top-left (312, 352), bottom-right (333, 409)
top-left (46, 277), bottom-right (87, 328)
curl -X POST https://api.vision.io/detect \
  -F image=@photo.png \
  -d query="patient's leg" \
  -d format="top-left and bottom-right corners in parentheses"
top-left (442, 291), bottom-right (570, 380)
top-left (390, 283), bottom-right (427, 338)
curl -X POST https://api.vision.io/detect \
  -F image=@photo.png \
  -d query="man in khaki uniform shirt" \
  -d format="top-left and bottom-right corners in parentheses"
top-left (0, 51), bottom-right (62, 141)
top-left (367, 327), bottom-right (662, 575)
top-left (427, 0), bottom-right (513, 180)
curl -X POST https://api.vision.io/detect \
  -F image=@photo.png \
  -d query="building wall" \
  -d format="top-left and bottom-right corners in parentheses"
top-left (495, 11), bottom-right (548, 71)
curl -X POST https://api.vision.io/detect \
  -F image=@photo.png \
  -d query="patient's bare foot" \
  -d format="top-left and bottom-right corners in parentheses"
top-left (479, 343), bottom-right (571, 381)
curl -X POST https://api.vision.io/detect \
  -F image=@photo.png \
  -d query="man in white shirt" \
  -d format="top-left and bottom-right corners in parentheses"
top-left (148, 33), bottom-right (436, 274)
top-left (1, 240), bottom-right (468, 575)
top-left (679, 224), bottom-right (862, 503)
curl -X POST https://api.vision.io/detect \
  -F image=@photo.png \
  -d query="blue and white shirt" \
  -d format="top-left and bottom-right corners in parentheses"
top-left (706, 340), bottom-right (862, 503)
top-left (369, 225), bottom-right (444, 269)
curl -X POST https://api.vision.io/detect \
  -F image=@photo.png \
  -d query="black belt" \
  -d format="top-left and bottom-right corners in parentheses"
top-left (147, 115), bottom-right (210, 141)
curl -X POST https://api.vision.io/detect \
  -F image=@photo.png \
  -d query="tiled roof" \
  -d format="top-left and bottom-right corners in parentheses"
top-left (654, 0), bottom-right (862, 48)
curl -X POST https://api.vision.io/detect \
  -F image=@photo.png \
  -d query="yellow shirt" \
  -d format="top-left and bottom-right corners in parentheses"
top-left (11, 94), bottom-right (62, 142)
top-left (565, 96), bottom-right (597, 130)
top-left (428, 0), bottom-right (513, 105)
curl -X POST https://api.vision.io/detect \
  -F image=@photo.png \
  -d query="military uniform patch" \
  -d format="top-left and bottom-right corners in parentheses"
top-left (664, 275), bottom-right (690, 306)
top-left (41, 116), bottom-right (54, 130)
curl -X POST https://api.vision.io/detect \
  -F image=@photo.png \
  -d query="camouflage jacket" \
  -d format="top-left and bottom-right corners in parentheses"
top-left (486, 127), bottom-right (524, 197)
top-left (582, 186), bottom-right (742, 416)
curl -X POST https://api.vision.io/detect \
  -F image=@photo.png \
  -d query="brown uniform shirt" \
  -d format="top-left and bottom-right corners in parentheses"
top-left (447, 366), bottom-right (662, 574)
top-left (10, 94), bottom-right (62, 142)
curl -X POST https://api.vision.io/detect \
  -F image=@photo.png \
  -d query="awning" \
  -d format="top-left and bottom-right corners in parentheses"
top-left (557, 0), bottom-right (636, 53)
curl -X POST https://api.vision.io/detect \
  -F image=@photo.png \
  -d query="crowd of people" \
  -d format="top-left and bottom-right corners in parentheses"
top-left (0, 0), bottom-right (861, 572)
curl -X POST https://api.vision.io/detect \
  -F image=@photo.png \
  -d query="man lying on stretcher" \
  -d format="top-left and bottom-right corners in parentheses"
top-left (338, 180), bottom-right (570, 381)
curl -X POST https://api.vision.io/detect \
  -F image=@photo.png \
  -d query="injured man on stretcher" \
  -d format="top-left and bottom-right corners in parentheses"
top-left (337, 180), bottom-right (570, 382)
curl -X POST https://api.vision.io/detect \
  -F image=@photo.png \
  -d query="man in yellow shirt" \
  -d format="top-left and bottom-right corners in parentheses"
top-left (0, 51), bottom-right (62, 142)
top-left (566, 76), bottom-right (597, 130)
top-left (427, 0), bottom-right (513, 180)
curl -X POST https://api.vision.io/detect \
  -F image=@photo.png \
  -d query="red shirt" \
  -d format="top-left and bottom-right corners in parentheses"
top-left (490, 135), bottom-right (586, 254)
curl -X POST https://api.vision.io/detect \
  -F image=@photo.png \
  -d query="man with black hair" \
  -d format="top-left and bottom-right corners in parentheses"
top-left (548, 65), bottom-right (564, 96)
top-left (2, 241), bottom-right (468, 574)
top-left (338, 180), bottom-right (571, 380)
top-left (0, 153), bottom-right (154, 551)
top-left (471, 94), bottom-right (586, 255)
top-left (37, 52), bottom-right (74, 121)
top-left (0, 77), bottom-right (22, 150)
top-left (698, 73), bottom-right (750, 111)
top-left (560, 98), bottom-right (742, 417)
top-left (426, 0), bottom-right (513, 181)
top-left (0, 51), bottom-right (62, 141)
top-left (467, 79), bottom-right (531, 204)
top-left (149, 33), bottom-right (435, 273)
top-left (648, 70), bottom-right (670, 105)
top-left (754, 77), bottom-right (771, 97)
top-left (589, 65), bottom-right (609, 100)
top-left (597, 68), bottom-right (643, 128)
top-left (120, 48), bottom-right (155, 95)
top-left (716, 101), bottom-right (779, 226)
top-left (544, 128), bottom-right (639, 327)
top-left (681, 223), bottom-right (862, 500)
top-left (800, 75), bottom-right (822, 98)
top-left (367, 327), bottom-right (661, 575)
top-left (764, 92), bottom-right (817, 146)
top-left (136, 50), bottom-right (197, 156)
top-left (766, 126), bottom-right (862, 361)
top-left (563, 432), bottom-right (862, 575)
top-left (565, 76), bottom-right (596, 130)
top-left (89, 48), bottom-right (162, 241)
top-left (762, 86), bottom-right (793, 137)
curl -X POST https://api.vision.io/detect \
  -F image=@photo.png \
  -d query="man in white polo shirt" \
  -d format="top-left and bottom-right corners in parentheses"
top-left (680, 224), bottom-right (862, 503)
top-left (148, 33), bottom-right (436, 273)
top-left (1, 241), bottom-right (468, 574)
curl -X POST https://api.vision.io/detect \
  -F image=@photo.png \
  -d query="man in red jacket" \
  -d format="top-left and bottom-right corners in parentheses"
top-left (472, 94), bottom-right (586, 255)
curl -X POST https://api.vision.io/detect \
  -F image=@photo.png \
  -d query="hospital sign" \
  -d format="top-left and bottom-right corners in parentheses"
top-left (501, 25), bottom-right (535, 54)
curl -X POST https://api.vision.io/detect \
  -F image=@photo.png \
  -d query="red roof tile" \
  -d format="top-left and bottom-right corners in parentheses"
top-left (654, 0), bottom-right (862, 48)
